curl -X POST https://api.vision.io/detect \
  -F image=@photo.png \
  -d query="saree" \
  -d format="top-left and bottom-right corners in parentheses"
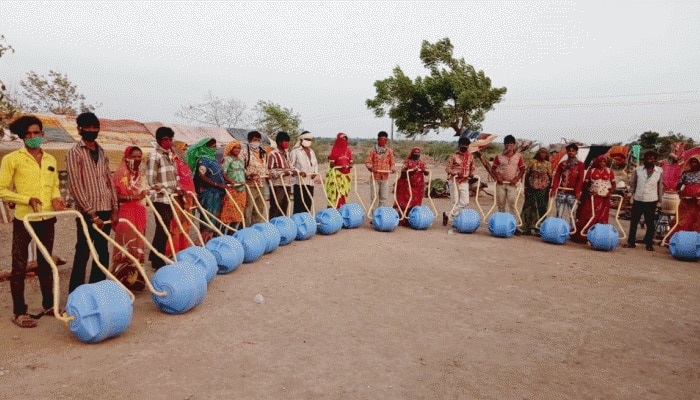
top-left (573, 165), bottom-right (614, 242)
top-left (111, 156), bottom-right (146, 291)
top-left (520, 159), bottom-right (552, 232)
top-left (394, 150), bottom-right (427, 221)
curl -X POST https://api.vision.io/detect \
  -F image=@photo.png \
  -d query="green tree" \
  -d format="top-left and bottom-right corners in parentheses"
top-left (253, 100), bottom-right (302, 142)
top-left (637, 131), bottom-right (660, 150)
top-left (19, 70), bottom-right (99, 116)
top-left (176, 91), bottom-right (251, 129)
top-left (656, 132), bottom-right (695, 159)
top-left (0, 34), bottom-right (18, 133)
top-left (366, 38), bottom-right (507, 138)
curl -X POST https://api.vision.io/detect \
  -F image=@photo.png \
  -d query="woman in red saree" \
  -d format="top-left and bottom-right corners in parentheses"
top-left (325, 132), bottom-right (353, 208)
top-left (168, 140), bottom-right (196, 254)
top-left (572, 155), bottom-right (615, 242)
top-left (394, 147), bottom-right (429, 225)
top-left (111, 146), bottom-right (148, 290)
top-left (669, 155), bottom-right (700, 235)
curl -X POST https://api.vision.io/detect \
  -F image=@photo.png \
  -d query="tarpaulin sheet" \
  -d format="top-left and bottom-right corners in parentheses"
top-left (60, 116), bottom-right (156, 149)
top-left (145, 122), bottom-right (233, 146)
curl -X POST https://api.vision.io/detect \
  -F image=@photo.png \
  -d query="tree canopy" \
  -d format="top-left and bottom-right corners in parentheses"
top-left (366, 38), bottom-right (507, 138)
top-left (0, 34), bottom-right (17, 132)
top-left (254, 100), bottom-right (302, 142)
top-left (175, 91), bottom-right (251, 129)
top-left (19, 70), bottom-right (99, 116)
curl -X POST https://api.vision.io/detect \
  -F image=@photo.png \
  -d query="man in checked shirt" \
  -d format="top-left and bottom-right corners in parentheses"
top-left (65, 112), bottom-right (119, 293)
top-left (147, 127), bottom-right (179, 270)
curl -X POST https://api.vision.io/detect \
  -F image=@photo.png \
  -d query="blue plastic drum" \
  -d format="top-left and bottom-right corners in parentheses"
top-left (253, 222), bottom-right (281, 254)
top-left (269, 216), bottom-right (297, 246)
top-left (292, 212), bottom-right (317, 240)
top-left (587, 223), bottom-right (619, 251)
top-left (233, 227), bottom-right (267, 263)
top-left (151, 261), bottom-right (208, 314)
top-left (540, 217), bottom-right (571, 245)
top-left (205, 235), bottom-right (245, 274)
top-left (176, 246), bottom-right (218, 284)
top-left (338, 203), bottom-right (365, 228)
top-left (669, 231), bottom-right (700, 261)
top-left (488, 212), bottom-right (516, 238)
top-left (453, 209), bottom-right (481, 233)
top-left (372, 207), bottom-right (400, 232)
top-left (408, 206), bottom-right (434, 230)
top-left (66, 280), bottom-right (133, 343)
top-left (316, 208), bottom-right (343, 235)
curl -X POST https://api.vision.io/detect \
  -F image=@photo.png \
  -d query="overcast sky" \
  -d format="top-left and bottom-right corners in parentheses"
top-left (2, 1), bottom-right (699, 145)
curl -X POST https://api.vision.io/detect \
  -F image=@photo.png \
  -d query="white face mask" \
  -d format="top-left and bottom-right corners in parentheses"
top-left (301, 139), bottom-right (312, 148)
top-left (249, 141), bottom-right (260, 150)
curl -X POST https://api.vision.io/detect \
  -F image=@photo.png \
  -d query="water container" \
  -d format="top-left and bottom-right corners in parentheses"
top-left (372, 207), bottom-right (400, 232)
top-left (453, 209), bottom-right (481, 233)
top-left (205, 235), bottom-right (245, 274)
top-left (316, 208), bottom-right (343, 235)
top-left (66, 280), bottom-right (133, 343)
top-left (269, 216), bottom-right (297, 246)
top-left (408, 206), bottom-right (434, 230)
top-left (669, 231), bottom-right (700, 261)
top-left (292, 212), bottom-right (317, 240)
top-left (233, 227), bottom-right (266, 263)
top-left (176, 246), bottom-right (218, 284)
top-left (587, 223), bottom-right (619, 251)
top-left (540, 217), bottom-right (570, 245)
top-left (488, 212), bottom-right (516, 238)
top-left (151, 261), bottom-right (208, 314)
top-left (253, 222), bottom-right (281, 254)
top-left (338, 203), bottom-right (365, 228)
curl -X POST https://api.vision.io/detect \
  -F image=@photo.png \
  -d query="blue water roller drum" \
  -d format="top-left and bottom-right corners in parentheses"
top-left (205, 235), bottom-right (245, 274)
top-left (488, 212), bottom-right (516, 238)
top-left (151, 261), bottom-right (208, 315)
top-left (372, 207), bottom-right (400, 232)
top-left (453, 208), bottom-right (481, 233)
top-left (66, 280), bottom-right (133, 344)
top-left (316, 208), bottom-right (343, 235)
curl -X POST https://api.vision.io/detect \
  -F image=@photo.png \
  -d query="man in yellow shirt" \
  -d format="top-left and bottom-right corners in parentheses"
top-left (0, 115), bottom-right (66, 328)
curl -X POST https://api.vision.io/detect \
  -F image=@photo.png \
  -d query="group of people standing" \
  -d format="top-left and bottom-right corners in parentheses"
top-left (3, 112), bottom-right (699, 329)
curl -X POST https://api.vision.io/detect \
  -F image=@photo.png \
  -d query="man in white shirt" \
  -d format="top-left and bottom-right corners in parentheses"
top-left (623, 150), bottom-right (663, 251)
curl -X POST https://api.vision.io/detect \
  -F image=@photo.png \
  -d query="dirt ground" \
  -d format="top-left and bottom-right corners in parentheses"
top-left (1, 163), bottom-right (699, 400)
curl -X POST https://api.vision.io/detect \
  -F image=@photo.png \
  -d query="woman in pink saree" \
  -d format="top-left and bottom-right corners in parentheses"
top-left (111, 146), bottom-right (148, 290)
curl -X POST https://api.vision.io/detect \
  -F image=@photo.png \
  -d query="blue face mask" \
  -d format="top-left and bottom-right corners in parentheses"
top-left (24, 137), bottom-right (43, 149)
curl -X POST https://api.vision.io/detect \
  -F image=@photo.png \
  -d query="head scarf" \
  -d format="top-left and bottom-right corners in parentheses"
top-left (329, 132), bottom-right (349, 161)
top-left (683, 154), bottom-right (700, 172)
top-left (405, 147), bottom-right (421, 163)
top-left (294, 132), bottom-right (313, 149)
top-left (223, 140), bottom-right (241, 158)
top-left (172, 140), bottom-right (188, 161)
top-left (186, 137), bottom-right (217, 173)
top-left (535, 148), bottom-right (549, 161)
top-left (593, 154), bottom-right (608, 169)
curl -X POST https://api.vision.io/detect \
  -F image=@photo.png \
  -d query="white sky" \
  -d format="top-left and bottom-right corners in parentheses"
top-left (2, 0), bottom-right (699, 145)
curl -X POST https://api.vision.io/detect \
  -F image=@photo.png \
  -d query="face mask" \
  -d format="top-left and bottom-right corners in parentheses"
top-left (249, 141), bottom-right (261, 150)
top-left (126, 159), bottom-right (141, 171)
top-left (378, 138), bottom-right (387, 147)
top-left (281, 141), bottom-right (289, 150)
top-left (301, 139), bottom-right (312, 148)
top-left (24, 137), bottom-right (43, 149)
top-left (410, 154), bottom-right (420, 161)
top-left (459, 146), bottom-right (468, 153)
top-left (644, 161), bottom-right (655, 168)
top-left (160, 140), bottom-right (173, 150)
top-left (80, 130), bottom-right (99, 142)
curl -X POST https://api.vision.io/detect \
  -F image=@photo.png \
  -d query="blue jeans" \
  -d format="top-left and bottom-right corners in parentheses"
top-left (555, 193), bottom-right (577, 219)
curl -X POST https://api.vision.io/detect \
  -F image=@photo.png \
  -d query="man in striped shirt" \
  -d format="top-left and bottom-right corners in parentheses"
top-left (65, 112), bottom-right (119, 293)
top-left (146, 127), bottom-right (179, 270)
top-left (267, 131), bottom-right (294, 219)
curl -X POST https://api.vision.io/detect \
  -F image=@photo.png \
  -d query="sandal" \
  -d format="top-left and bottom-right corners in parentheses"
top-left (12, 314), bottom-right (37, 328)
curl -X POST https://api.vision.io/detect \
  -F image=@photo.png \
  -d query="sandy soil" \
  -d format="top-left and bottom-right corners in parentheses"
top-left (1, 164), bottom-right (699, 400)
